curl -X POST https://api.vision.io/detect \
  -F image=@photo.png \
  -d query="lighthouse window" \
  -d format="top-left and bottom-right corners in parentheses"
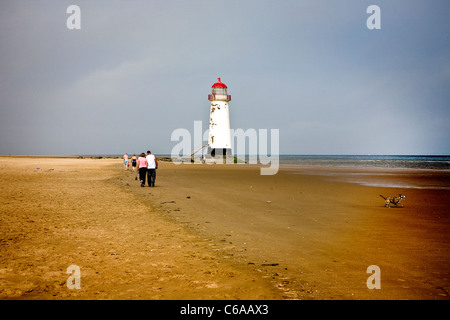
top-left (212, 88), bottom-right (227, 95)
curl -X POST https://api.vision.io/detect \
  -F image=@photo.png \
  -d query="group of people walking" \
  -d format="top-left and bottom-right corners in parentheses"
top-left (123, 151), bottom-right (158, 187)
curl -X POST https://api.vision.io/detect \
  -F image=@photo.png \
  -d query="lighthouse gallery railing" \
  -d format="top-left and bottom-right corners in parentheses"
top-left (208, 94), bottom-right (231, 101)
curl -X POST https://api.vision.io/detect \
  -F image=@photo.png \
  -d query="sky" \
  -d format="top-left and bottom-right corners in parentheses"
top-left (0, 0), bottom-right (449, 156)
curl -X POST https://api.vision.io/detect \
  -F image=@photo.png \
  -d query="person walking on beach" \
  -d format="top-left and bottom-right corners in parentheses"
top-left (123, 153), bottom-right (129, 170)
top-left (137, 153), bottom-right (148, 187)
top-left (146, 150), bottom-right (158, 187)
top-left (131, 153), bottom-right (137, 172)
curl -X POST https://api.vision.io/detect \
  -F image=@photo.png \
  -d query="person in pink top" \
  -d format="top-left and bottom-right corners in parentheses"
top-left (137, 153), bottom-right (148, 187)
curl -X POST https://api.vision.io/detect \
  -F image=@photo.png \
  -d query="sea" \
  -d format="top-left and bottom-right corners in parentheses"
top-left (87, 154), bottom-right (450, 170)
top-left (276, 155), bottom-right (450, 189)
top-left (277, 155), bottom-right (450, 170)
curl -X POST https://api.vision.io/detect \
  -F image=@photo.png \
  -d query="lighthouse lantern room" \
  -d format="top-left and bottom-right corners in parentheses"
top-left (207, 77), bottom-right (232, 162)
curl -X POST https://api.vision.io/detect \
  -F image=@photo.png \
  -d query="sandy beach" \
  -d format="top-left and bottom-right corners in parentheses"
top-left (0, 157), bottom-right (449, 300)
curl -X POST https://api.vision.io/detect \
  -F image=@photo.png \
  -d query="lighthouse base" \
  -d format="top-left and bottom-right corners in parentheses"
top-left (205, 148), bottom-right (233, 164)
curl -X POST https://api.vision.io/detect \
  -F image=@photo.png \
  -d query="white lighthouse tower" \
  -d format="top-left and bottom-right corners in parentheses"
top-left (207, 77), bottom-right (232, 163)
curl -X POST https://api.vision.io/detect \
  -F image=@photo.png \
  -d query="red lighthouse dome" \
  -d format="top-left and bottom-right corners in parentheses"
top-left (212, 77), bottom-right (227, 88)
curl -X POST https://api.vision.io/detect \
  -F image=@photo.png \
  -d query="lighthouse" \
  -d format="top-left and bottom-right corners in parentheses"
top-left (207, 77), bottom-right (232, 162)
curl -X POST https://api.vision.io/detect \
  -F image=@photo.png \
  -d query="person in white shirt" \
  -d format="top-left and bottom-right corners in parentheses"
top-left (146, 150), bottom-right (158, 187)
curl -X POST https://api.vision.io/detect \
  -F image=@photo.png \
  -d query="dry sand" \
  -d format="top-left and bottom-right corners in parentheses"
top-left (0, 157), bottom-right (449, 300)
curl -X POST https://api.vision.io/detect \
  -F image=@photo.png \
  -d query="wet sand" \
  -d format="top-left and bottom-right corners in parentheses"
top-left (1, 157), bottom-right (449, 300)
